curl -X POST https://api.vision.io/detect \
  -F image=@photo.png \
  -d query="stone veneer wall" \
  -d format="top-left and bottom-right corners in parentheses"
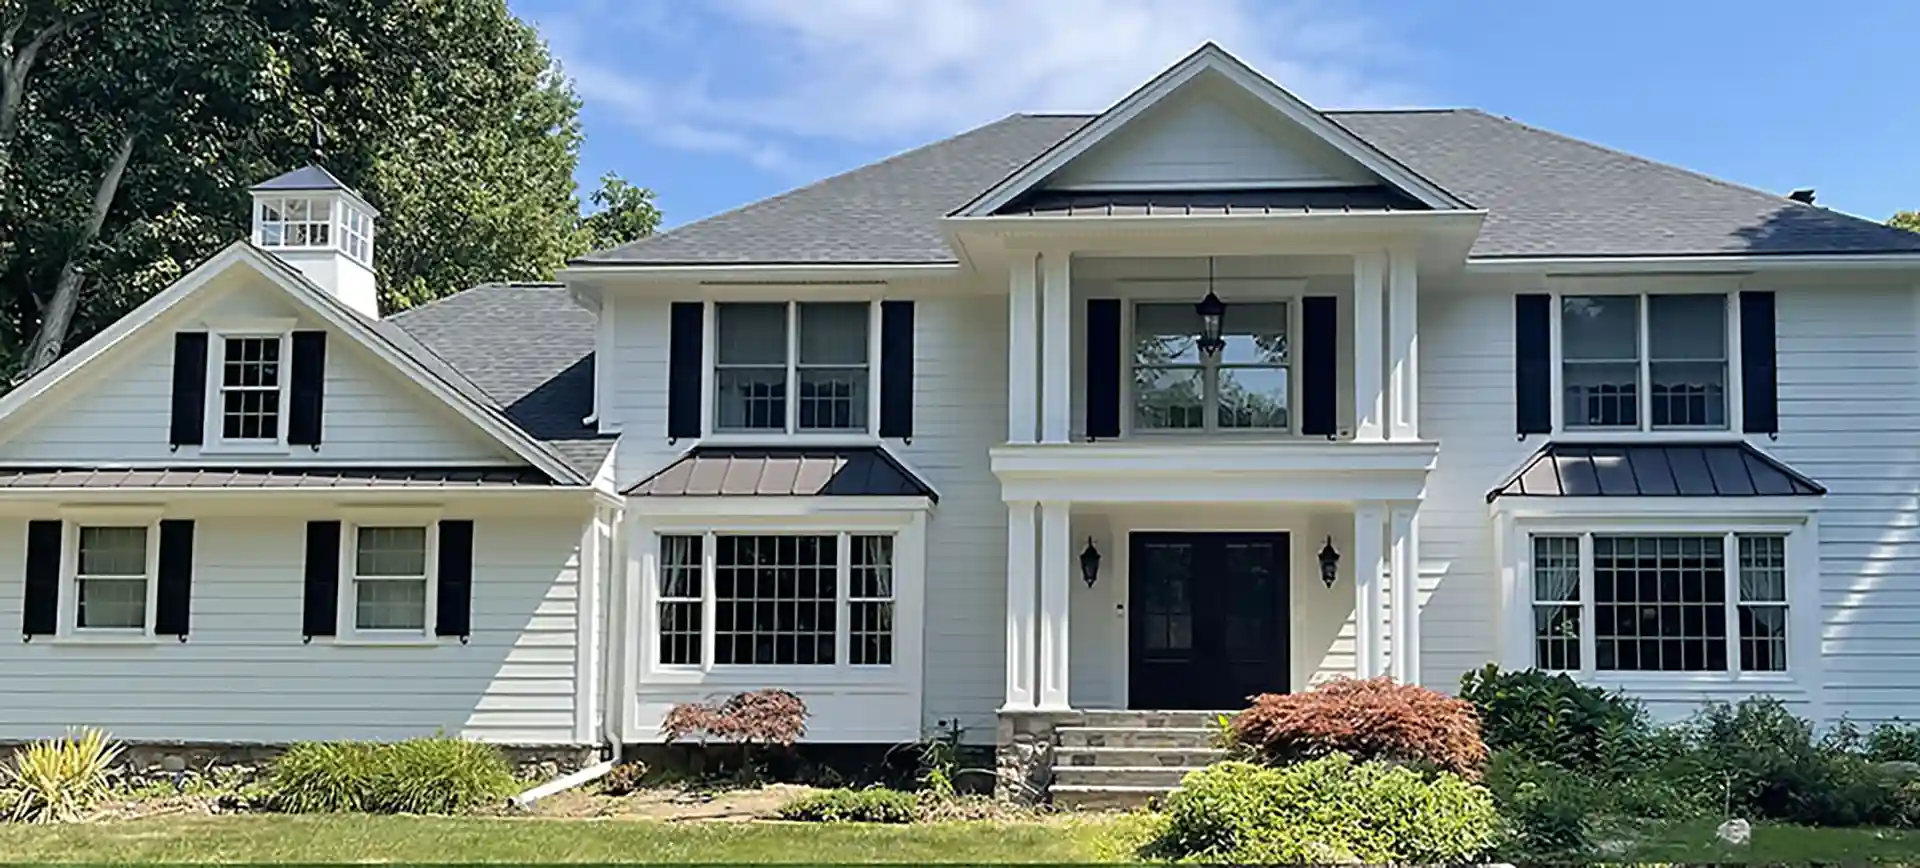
top-left (996, 710), bottom-right (1086, 803)
top-left (0, 741), bottom-right (602, 790)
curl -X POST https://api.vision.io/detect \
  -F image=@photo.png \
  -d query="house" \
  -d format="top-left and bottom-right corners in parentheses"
top-left (5, 43), bottom-right (1920, 800)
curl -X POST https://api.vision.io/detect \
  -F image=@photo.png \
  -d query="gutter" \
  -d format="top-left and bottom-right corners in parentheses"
top-left (508, 760), bottom-right (615, 811)
top-left (1466, 252), bottom-right (1920, 274)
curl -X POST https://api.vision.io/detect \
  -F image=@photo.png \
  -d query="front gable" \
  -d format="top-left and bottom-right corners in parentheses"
top-left (0, 244), bottom-right (577, 480)
top-left (958, 43), bottom-right (1465, 216)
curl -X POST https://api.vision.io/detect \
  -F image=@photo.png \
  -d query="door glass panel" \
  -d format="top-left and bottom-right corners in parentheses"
top-left (1221, 541), bottom-right (1277, 658)
top-left (1136, 542), bottom-right (1194, 652)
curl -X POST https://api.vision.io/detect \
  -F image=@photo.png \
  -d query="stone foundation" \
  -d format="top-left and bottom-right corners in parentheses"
top-left (0, 740), bottom-right (602, 790)
top-left (995, 710), bottom-right (1086, 803)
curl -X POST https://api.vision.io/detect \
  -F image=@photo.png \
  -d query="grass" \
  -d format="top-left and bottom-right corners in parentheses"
top-left (0, 814), bottom-right (1134, 864)
top-left (1614, 818), bottom-right (1920, 863)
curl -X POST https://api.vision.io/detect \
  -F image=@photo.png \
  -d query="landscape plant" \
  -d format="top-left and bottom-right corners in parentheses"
top-left (661, 689), bottom-right (808, 782)
top-left (0, 728), bottom-right (122, 823)
top-left (1232, 677), bottom-right (1488, 778)
top-left (775, 787), bottom-right (919, 824)
top-left (261, 737), bottom-right (514, 815)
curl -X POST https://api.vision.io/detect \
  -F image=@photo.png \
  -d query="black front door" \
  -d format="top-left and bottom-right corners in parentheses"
top-left (1129, 532), bottom-right (1289, 710)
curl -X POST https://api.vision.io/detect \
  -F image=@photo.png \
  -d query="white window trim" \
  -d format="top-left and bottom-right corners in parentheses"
top-left (1546, 280), bottom-right (1745, 438)
top-left (55, 516), bottom-right (161, 643)
top-left (635, 510), bottom-right (925, 688)
top-left (334, 520), bottom-right (441, 646)
top-left (202, 327), bottom-right (295, 455)
top-left (253, 196), bottom-right (338, 252)
top-left (702, 299), bottom-right (881, 441)
top-left (1500, 512), bottom-right (1820, 694)
top-left (1123, 296), bottom-right (1299, 437)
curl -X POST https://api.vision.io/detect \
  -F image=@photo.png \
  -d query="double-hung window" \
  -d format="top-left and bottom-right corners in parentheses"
top-left (654, 532), bottom-right (896, 668)
top-left (350, 526), bottom-right (432, 633)
top-left (1560, 293), bottom-right (1729, 431)
top-left (218, 335), bottom-right (286, 443)
top-left (1132, 301), bottom-right (1289, 432)
top-left (1529, 531), bottom-right (1789, 675)
top-left (714, 302), bottom-right (871, 434)
top-left (72, 525), bottom-right (153, 631)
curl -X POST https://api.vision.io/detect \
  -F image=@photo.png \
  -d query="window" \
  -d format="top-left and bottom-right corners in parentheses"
top-left (713, 302), bottom-right (870, 434)
top-left (654, 532), bottom-right (896, 668)
top-left (74, 526), bottom-right (150, 630)
top-left (219, 336), bottom-right (284, 442)
top-left (257, 198), bottom-right (332, 248)
top-left (352, 526), bottom-right (430, 632)
top-left (342, 207), bottom-right (373, 265)
top-left (1133, 301), bottom-right (1289, 432)
top-left (1561, 293), bottom-right (1729, 431)
top-left (1529, 531), bottom-right (1789, 674)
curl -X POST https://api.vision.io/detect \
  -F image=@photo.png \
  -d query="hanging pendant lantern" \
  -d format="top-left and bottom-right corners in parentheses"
top-left (1196, 256), bottom-right (1227, 358)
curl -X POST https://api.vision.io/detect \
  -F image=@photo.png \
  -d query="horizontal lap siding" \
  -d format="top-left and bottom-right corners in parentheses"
top-left (0, 516), bottom-right (587, 744)
top-left (0, 281), bottom-right (510, 464)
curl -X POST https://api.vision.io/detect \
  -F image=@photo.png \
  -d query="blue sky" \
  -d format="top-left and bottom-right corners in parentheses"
top-left (511, 0), bottom-right (1918, 229)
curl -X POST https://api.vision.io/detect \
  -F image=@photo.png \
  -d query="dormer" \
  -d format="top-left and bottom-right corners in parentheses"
top-left (249, 165), bottom-right (380, 319)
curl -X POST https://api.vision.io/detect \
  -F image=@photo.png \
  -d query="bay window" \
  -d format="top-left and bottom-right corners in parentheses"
top-left (1529, 531), bottom-right (1790, 675)
top-left (1132, 301), bottom-right (1290, 432)
top-left (713, 302), bottom-right (871, 434)
top-left (654, 531), bottom-right (896, 668)
top-left (1560, 293), bottom-right (1729, 431)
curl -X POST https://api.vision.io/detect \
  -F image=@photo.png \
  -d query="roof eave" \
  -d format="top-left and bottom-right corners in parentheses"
top-left (558, 261), bottom-right (964, 284)
top-left (1466, 252), bottom-right (1920, 274)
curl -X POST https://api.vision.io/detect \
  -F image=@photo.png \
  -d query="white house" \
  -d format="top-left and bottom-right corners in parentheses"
top-left (7, 44), bottom-right (1920, 802)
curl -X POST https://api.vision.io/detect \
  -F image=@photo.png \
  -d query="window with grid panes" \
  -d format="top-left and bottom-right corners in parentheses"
top-left (713, 302), bottom-right (870, 434)
top-left (654, 532), bottom-right (898, 668)
top-left (657, 535), bottom-right (702, 665)
top-left (1560, 294), bottom-right (1729, 431)
top-left (220, 336), bottom-right (282, 441)
top-left (256, 198), bottom-right (332, 247)
top-left (353, 526), bottom-right (429, 631)
top-left (848, 535), bottom-right (894, 665)
top-left (1528, 531), bottom-right (1790, 674)
top-left (75, 526), bottom-right (149, 630)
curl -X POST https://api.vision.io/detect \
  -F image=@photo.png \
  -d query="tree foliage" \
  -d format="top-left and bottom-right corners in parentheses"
top-left (0, 0), bottom-right (657, 374)
top-left (1893, 211), bottom-right (1920, 234)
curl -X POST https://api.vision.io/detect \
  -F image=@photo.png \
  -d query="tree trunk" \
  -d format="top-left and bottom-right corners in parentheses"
top-left (0, 13), bottom-right (97, 207)
top-left (24, 130), bottom-right (134, 376)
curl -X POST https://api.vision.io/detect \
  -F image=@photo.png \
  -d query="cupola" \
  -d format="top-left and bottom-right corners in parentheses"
top-left (248, 165), bottom-right (380, 319)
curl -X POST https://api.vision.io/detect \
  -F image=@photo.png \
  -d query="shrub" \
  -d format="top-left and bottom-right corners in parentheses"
top-left (1459, 664), bottom-right (1646, 769)
top-left (663, 689), bottom-right (808, 780)
top-left (262, 737), bottom-right (514, 815)
top-left (776, 787), bottom-right (919, 823)
top-left (0, 728), bottom-right (123, 823)
top-left (1866, 721), bottom-right (1920, 764)
top-left (600, 761), bottom-right (648, 796)
top-left (1484, 752), bottom-right (1597, 856)
top-left (1148, 756), bottom-right (1501, 864)
top-left (1232, 678), bottom-right (1488, 778)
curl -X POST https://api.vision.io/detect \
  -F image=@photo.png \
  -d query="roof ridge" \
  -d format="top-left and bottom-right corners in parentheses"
top-left (577, 114), bottom-right (1052, 263)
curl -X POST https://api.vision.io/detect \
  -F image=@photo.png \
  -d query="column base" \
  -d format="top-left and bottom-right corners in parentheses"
top-left (994, 709), bottom-right (1085, 804)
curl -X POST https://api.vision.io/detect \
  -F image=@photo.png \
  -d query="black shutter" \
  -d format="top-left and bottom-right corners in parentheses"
top-left (154, 519), bottom-right (195, 639)
top-left (1301, 297), bottom-right (1338, 437)
top-left (879, 301), bottom-right (915, 439)
top-left (1741, 291), bottom-right (1778, 435)
top-left (22, 520), bottom-right (60, 638)
top-left (169, 332), bottom-right (208, 447)
top-left (667, 302), bottom-right (703, 440)
top-left (436, 520), bottom-right (474, 640)
top-left (1515, 293), bottom-right (1553, 436)
top-left (287, 330), bottom-right (327, 447)
top-left (1085, 299), bottom-right (1122, 440)
top-left (302, 520), bottom-right (340, 638)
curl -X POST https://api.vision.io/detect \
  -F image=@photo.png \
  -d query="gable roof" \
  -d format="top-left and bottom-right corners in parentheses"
top-left (0, 243), bottom-right (587, 485)
top-left (570, 113), bottom-right (1920, 266)
top-left (956, 43), bottom-right (1467, 217)
top-left (384, 284), bottom-right (613, 475)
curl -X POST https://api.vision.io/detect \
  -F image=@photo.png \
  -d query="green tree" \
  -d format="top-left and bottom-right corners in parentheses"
top-left (1893, 211), bottom-right (1920, 233)
top-left (577, 171), bottom-right (661, 253)
top-left (0, 0), bottom-right (593, 374)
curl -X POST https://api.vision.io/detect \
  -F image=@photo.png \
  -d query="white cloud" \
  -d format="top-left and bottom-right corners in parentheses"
top-left (536, 0), bottom-right (1416, 176)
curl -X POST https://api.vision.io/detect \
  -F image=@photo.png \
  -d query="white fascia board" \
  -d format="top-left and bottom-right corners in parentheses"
top-left (955, 43), bottom-right (1467, 217)
top-left (991, 441), bottom-right (1439, 476)
top-left (558, 262), bottom-right (961, 285)
top-left (998, 471), bottom-right (1428, 505)
top-left (1467, 253), bottom-right (1920, 274)
top-left (1489, 496), bottom-right (1824, 519)
top-left (948, 210), bottom-right (1487, 237)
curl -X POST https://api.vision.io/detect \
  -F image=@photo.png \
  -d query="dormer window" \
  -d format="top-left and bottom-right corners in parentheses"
top-left (256, 198), bottom-right (333, 248)
top-left (218, 335), bottom-right (286, 442)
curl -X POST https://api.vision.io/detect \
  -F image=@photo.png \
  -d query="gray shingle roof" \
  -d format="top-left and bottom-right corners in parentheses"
top-left (574, 110), bottom-right (1920, 264)
top-left (384, 285), bottom-right (614, 475)
top-left (0, 466), bottom-right (561, 489)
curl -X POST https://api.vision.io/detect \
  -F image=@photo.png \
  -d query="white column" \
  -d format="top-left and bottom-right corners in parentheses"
top-left (1008, 252), bottom-right (1039, 444)
top-left (1003, 501), bottom-right (1038, 709)
top-left (1040, 252), bottom-right (1072, 444)
top-left (1389, 504), bottom-right (1419, 684)
top-left (1038, 500), bottom-right (1072, 709)
top-left (1387, 248), bottom-right (1419, 441)
top-left (1352, 502), bottom-right (1386, 678)
top-left (1352, 251), bottom-right (1386, 442)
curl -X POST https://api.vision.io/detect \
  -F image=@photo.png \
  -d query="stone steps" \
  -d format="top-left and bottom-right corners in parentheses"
top-left (1056, 725), bottom-right (1218, 749)
top-left (1054, 745), bottom-right (1226, 768)
top-left (1045, 711), bottom-right (1231, 810)
top-left (1053, 764), bottom-right (1200, 789)
top-left (1051, 783), bottom-right (1174, 811)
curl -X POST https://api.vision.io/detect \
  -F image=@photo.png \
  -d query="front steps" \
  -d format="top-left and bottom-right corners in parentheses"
top-left (1047, 710), bottom-right (1232, 810)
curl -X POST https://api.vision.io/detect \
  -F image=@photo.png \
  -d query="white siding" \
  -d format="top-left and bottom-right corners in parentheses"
top-left (0, 513), bottom-right (589, 744)
top-left (1047, 87), bottom-right (1376, 190)
top-left (0, 276), bottom-right (514, 465)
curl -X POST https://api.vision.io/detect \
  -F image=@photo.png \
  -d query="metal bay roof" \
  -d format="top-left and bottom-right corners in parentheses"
top-left (1487, 442), bottom-right (1826, 501)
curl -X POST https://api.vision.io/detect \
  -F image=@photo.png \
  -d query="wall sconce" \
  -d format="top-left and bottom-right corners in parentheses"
top-left (1195, 256), bottom-right (1226, 358)
top-left (1079, 538), bottom-right (1102, 588)
top-left (1318, 536), bottom-right (1341, 588)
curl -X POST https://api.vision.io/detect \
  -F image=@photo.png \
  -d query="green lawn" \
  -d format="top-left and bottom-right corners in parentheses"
top-left (1619, 818), bottom-right (1920, 863)
top-left (0, 814), bottom-right (1133, 864)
